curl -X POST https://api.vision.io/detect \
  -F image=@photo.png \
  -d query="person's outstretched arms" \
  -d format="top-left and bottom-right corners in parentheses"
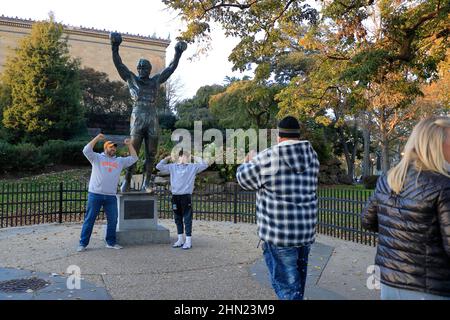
top-left (110, 32), bottom-right (134, 82)
top-left (193, 156), bottom-right (209, 174)
top-left (158, 41), bottom-right (187, 83)
top-left (156, 156), bottom-right (172, 174)
top-left (83, 133), bottom-right (105, 164)
top-left (236, 150), bottom-right (262, 191)
top-left (122, 138), bottom-right (139, 168)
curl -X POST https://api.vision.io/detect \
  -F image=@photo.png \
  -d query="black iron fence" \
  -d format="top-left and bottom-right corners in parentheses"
top-left (0, 182), bottom-right (377, 246)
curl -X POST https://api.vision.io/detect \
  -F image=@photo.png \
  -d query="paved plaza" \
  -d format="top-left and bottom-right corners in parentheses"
top-left (0, 220), bottom-right (379, 300)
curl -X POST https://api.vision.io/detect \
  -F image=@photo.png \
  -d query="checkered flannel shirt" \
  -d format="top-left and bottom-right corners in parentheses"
top-left (236, 140), bottom-right (320, 247)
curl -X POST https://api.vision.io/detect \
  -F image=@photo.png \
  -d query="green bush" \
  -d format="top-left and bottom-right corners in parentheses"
top-left (0, 142), bottom-right (46, 172)
top-left (63, 141), bottom-right (91, 165)
top-left (41, 140), bottom-right (90, 166)
top-left (0, 141), bottom-right (16, 172)
top-left (41, 140), bottom-right (66, 165)
top-left (15, 143), bottom-right (46, 170)
top-left (159, 112), bottom-right (178, 130)
top-left (216, 164), bottom-right (239, 182)
top-left (0, 140), bottom-right (91, 173)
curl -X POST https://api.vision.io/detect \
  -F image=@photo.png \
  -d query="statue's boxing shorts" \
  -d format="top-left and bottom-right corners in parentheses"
top-left (129, 108), bottom-right (159, 139)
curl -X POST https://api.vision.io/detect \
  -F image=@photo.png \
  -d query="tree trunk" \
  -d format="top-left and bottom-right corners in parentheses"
top-left (337, 127), bottom-right (354, 181)
top-left (350, 124), bottom-right (358, 181)
top-left (380, 116), bottom-right (390, 173)
top-left (362, 113), bottom-right (371, 178)
top-left (381, 140), bottom-right (390, 173)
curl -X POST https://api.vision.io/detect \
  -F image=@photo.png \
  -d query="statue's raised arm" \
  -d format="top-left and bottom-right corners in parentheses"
top-left (158, 41), bottom-right (187, 84)
top-left (110, 32), bottom-right (134, 82)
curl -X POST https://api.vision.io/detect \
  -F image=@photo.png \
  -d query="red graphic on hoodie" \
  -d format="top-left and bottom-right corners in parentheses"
top-left (101, 161), bottom-right (118, 173)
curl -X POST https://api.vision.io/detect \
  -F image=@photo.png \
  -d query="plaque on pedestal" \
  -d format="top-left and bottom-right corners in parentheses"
top-left (104, 192), bottom-right (170, 245)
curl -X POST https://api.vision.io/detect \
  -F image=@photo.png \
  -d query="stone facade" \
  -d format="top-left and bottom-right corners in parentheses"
top-left (0, 16), bottom-right (171, 81)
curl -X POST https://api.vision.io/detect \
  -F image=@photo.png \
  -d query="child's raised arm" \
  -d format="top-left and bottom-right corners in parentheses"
top-left (192, 156), bottom-right (209, 173)
top-left (156, 156), bottom-right (172, 174)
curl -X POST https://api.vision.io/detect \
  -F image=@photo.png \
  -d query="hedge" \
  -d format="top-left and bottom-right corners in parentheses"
top-left (0, 140), bottom-right (91, 173)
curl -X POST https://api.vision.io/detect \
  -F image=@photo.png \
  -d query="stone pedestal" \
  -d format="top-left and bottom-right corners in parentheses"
top-left (104, 192), bottom-right (170, 245)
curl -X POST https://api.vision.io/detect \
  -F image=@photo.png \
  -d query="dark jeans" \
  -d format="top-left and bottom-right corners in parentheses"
top-left (262, 241), bottom-right (311, 300)
top-left (80, 192), bottom-right (118, 247)
top-left (171, 194), bottom-right (193, 236)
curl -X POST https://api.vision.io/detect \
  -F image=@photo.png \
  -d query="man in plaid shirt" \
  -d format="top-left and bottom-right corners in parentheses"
top-left (236, 116), bottom-right (320, 300)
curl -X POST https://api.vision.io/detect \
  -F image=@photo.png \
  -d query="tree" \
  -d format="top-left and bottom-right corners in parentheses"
top-left (278, 1), bottom-right (449, 173)
top-left (165, 0), bottom-right (449, 174)
top-left (79, 67), bottom-right (131, 116)
top-left (159, 76), bottom-right (184, 131)
top-left (323, 1), bottom-right (449, 172)
top-left (1, 14), bottom-right (84, 144)
top-left (0, 83), bottom-right (11, 141)
top-left (174, 84), bottom-right (225, 129)
top-left (209, 80), bottom-right (280, 129)
top-left (0, 83), bottom-right (11, 124)
top-left (79, 67), bottom-right (131, 133)
top-left (164, 76), bottom-right (185, 113)
top-left (294, 1), bottom-right (448, 173)
top-left (163, 0), bottom-right (319, 71)
top-left (324, 0), bottom-right (449, 81)
top-left (415, 50), bottom-right (450, 112)
top-left (275, 48), bottom-right (364, 180)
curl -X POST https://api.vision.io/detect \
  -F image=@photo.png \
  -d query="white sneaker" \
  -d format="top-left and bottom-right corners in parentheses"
top-left (105, 244), bottom-right (123, 250)
top-left (182, 242), bottom-right (192, 250)
top-left (183, 236), bottom-right (192, 250)
top-left (77, 245), bottom-right (86, 252)
top-left (172, 240), bottom-right (184, 248)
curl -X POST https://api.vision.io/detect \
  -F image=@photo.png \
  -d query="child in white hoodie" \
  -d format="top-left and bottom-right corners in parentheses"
top-left (156, 151), bottom-right (209, 249)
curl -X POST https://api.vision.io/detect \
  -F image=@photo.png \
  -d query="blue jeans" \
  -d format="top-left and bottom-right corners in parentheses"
top-left (80, 192), bottom-right (118, 247)
top-left (262, 241), bottom-right (311, 300)
top-left (381, 283), bottom-right (450, 300)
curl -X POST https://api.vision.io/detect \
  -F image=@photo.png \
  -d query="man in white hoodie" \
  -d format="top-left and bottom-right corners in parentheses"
top-left (77, 133), bottom-right (138, 252)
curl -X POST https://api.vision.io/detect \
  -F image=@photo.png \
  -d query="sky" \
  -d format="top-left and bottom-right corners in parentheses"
top-left (1, 0), bottom-right (252, 100)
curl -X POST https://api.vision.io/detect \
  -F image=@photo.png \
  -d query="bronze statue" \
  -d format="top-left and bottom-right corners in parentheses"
top-left (110, 32), bottom-right (187, 193)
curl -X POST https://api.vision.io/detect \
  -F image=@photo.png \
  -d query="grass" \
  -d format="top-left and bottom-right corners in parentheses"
top-left (0, 168), bottom-right (92, 228)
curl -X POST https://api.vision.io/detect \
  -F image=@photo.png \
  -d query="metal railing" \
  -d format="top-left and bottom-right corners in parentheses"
top-left (0, 182), bottom-right (377, 246)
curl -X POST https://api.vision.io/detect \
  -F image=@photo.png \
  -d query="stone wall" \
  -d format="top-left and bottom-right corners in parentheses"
top-left (0, 16), bottom-right (170, 81)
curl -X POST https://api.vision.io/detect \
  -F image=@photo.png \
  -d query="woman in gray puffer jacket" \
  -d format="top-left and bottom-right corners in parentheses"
top-left (362, 116), bottom-right (450, 300)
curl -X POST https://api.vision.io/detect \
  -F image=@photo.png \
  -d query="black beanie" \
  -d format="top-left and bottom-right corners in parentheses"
top-left (278, 116), bottom-right (301, 138)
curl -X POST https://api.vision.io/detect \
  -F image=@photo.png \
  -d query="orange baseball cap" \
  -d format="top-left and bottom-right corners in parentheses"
top-left (103, 141), bottom-right (118, 149)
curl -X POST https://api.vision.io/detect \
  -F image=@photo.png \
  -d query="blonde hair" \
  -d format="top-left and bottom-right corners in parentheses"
top-left (387, 116), bottom-right (450, 194)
